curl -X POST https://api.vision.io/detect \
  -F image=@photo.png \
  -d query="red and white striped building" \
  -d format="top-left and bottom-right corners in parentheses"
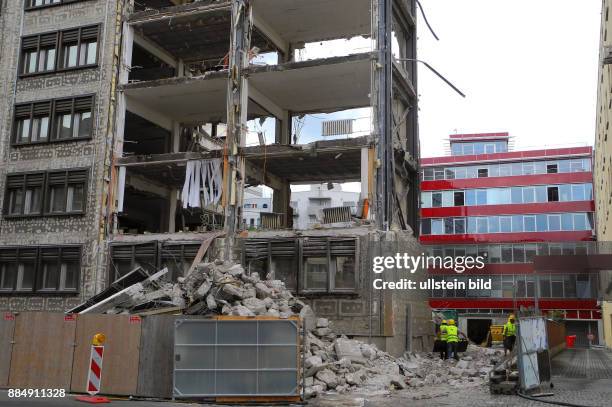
top-left (419, 133), bottom-right (601, 346)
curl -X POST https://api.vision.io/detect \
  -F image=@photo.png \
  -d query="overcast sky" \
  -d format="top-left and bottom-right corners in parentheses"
top-left (417, 0), bottom-right (601, 157)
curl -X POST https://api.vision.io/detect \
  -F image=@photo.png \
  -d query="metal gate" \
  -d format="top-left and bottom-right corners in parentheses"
top-left (173, 317), bottom-right (301, 398)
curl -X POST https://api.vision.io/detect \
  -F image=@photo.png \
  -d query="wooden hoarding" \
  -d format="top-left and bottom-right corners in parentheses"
top-left (71, 314), bottom-right (142, 396)
top-left (8, 312), bottom-right (77, 389)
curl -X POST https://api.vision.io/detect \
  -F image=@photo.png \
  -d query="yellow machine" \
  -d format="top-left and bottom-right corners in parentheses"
top-left (484, 324), bottom-right (505, 347)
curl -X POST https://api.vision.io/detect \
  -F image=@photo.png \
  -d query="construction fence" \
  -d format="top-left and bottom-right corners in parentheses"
top-left (0, 312), bottom-right (301, 400)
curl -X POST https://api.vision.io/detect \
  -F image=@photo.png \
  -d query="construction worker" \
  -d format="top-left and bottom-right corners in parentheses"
top-left (438, 320), bottom-right (448, 359)
top-left (446, 319), bottom-right (460, 360)
top-left (503, 315), bottom-right (517, 356)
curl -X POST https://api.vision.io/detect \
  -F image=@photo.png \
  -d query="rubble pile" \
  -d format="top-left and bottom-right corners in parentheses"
top-left (100, 260), bottom-right (503, 397)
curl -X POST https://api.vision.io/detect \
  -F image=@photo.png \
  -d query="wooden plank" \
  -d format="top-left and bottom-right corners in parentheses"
top-left (0, 313), bottom-right (16, 387)
top-left (71, 314), bottom-right (141, 396)
top-left (136, 315), bottom-right (175, 398)
top-left (186, 231), bottom-right (225, 275)
top-left (8, 312), bottom-right (77, 389)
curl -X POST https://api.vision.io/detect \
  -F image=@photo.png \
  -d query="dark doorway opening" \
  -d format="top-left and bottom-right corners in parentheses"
top-left (467, 318), bottom-right (492, 345)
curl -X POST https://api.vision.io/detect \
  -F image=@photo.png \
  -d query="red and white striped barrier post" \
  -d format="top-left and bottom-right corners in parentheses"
top-left (75, 333), bottom-right (110, 404)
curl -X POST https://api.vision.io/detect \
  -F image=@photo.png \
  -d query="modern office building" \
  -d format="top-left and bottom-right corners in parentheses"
top-left (595, 0), bottom-right (612, 350)
top-left (420, 133), bottom-right (601, 345)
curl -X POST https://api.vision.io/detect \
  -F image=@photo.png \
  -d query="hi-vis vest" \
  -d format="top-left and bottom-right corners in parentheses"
top-left (439, 324), bottom-right (448, 341)
top-left (504, 322), bottom-right (517, 337)
top-left (446, 325), bottom-right (459, 343)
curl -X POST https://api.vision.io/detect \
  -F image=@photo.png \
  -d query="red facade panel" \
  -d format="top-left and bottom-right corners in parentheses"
top-left (421, 201), bottom-right (594, 218)
top-left (421, 172), bottom-right (593, 190)
top-left (420, 231), bottom-right (594, 244)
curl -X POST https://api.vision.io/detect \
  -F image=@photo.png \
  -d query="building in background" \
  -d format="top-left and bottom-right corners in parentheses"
top-left (420, 133), bottom-right (600, 346)
top-left (242, 187), bottom-right (272, 229)
top-left (290, 184), bottom-right (360, 229)
top-left (595, 0), bottom-right (612, 350)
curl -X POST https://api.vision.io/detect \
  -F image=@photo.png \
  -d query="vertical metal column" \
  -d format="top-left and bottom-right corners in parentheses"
top-left (224, 0), bottom-right (252, 256)
top-left (375, 0), bottom-right (394, 231)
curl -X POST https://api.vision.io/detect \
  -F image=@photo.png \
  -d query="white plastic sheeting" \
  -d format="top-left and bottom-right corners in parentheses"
top-left (181, 159), bottom-right (223, 209)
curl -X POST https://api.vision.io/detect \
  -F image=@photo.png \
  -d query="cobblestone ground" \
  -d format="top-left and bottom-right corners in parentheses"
top-left (312, 348), bottom-right (612, 407)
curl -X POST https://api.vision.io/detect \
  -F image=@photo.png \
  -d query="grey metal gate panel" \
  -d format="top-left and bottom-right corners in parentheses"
top-left (0, 313), bottom-right (16, 387)
top-left (137, 315), bottom-right (176, 398)
top-left (173, 318), bottom-right (299, 398)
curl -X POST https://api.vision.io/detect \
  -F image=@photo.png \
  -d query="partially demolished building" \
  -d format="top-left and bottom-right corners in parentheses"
top-left (0, 0), bottom-right (430, 354)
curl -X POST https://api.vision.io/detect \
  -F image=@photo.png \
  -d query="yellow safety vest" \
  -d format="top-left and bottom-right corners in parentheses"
top-left (446, 325), bottom-right (459, 343)
top-left (504, 322), bottom-right (516, 337)
top-left (439, 324), bottom-right (448, 341)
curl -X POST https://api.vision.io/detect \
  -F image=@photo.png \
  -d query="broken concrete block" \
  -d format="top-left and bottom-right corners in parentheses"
top-left (315, 369), bottom-right (338, 389)
top-left (193, 280), bottom-right (212, 301)
top-left (316, 318), bottom-right (329, 328)
top-left (334, 338), bottom-right (366, 364)
top-left (221, 284), bottom-right (244, 300)
top-left (299, 305), bottom-right (316, 332)
top-left (255, 282), bottom-right (273, 299)
top-left (456, 360), bottom-right (470, 369)
top-left (205, 293), bottom-right (217, 310)
top-left (226, 264), bottom-right (244, 277)
top-left (305, 355), bottom-right (323, 369)
top-left (242, 297), bottom-right (267, 314)
top-left (231, 305), bottom-right (255, 317)
top-left (390, 375), bottom-right (406, 390)
top-left (265, 309), bottom-right (280, 317)
top-left (313, 327), bottom-right (332, 337)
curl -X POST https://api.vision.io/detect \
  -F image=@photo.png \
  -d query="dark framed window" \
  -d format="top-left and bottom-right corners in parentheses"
top-left (109, 242), bottom-right (159, 281)
top-left (242, 237), bottom-right (357, 294)
top-left (59, 26), bottom-right (99, 70)
top-left (20, 25), bottom-right (99, 76)
top-left (25, 0), bottom-right (91, 10)
top-left (13, 95), bottom-right (94, 145)
top-left (0, 245), bottom-right (81, 294)
top-left (3, 169), bottom-right (89, 218)
top-left (45, 169), bottom-right (88, 214)
top-left (5, 172), bottom-right (44, 216)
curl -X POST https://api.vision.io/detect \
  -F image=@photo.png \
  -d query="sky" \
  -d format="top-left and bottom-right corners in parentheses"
top-left (417, 0), bottom-right (601, 157)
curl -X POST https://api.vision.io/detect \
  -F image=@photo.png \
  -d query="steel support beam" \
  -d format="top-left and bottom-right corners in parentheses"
top-left (223, 0), bottom-right (252, 255)
top-left (375, 0), bottom-right (394, 231)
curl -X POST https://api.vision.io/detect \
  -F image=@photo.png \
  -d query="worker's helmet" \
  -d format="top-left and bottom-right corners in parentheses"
top-left (448, 319), bottom-right (455, 325)
top-left (441, 319), bottom-right (447, 324)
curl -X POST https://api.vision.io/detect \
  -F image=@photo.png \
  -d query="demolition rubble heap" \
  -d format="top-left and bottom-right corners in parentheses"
top-left (100, 260), bottom-right (503, 397)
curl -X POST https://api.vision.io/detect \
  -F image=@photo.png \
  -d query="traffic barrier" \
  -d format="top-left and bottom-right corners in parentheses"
top-left (75, 334), bottom-right (109, 404)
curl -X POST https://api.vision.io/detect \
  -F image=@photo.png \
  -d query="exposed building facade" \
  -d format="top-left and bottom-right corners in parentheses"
top-left (420, 133), bottom-right (601, 346)
top-left (290, 184), bottom-right (360, 230)
top-left (0, 0), bottom-right (430, 355)
top-left (242, 186), bottom-right (271, 229)
top-left (595, 0), bottom-right (612, 350)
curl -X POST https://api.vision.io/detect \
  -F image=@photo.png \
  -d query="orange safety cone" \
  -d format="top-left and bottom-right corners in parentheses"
top-left (75, 333), bottom-right (110, 404)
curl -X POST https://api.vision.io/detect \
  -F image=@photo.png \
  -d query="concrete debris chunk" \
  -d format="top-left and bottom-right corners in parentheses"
top-left (334, 338), bottom-right (366, 364)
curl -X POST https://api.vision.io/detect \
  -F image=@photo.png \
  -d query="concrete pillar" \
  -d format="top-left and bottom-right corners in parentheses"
top-left (360, 147), bottom-right (369, 202)
top-left (275, 110), bottom-right (291, 145)
top-left (272, 181), bottom-right (291, 227)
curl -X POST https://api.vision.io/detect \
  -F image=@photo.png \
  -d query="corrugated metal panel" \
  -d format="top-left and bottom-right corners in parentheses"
top-left (321, 206), bottom-right (352, 223)
top-left (173, 317), bottom-right (300, 398)
top-left (8, 312), bottom-right (76, 389)
top-left (322, 119), bottom-right (353, 136)
top-left (71, 314), bottom-right (141, 396)
top-left (260, 212), bottom-right (284, 229)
